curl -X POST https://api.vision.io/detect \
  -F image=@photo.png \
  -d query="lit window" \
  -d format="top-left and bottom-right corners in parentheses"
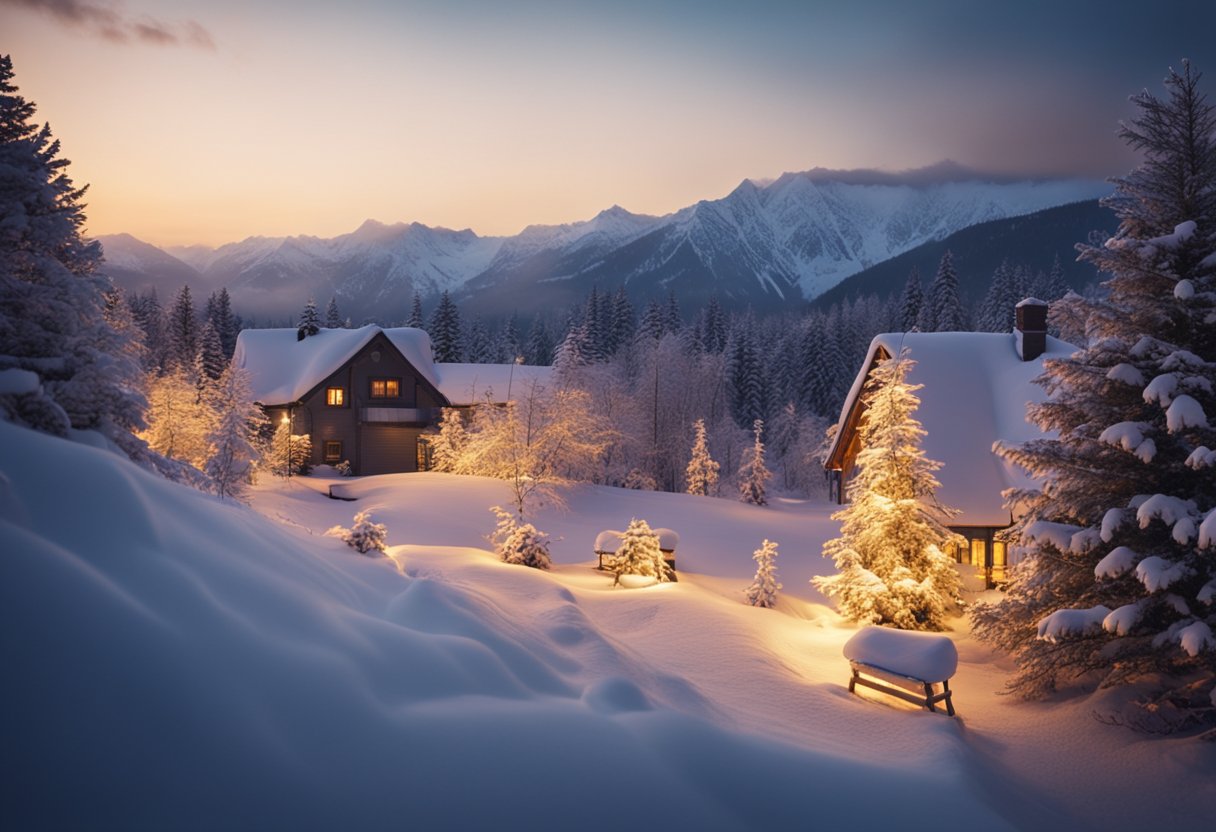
top-left (326, 387), bottom-right (345, 406)
top-left (324, 440), bottom-right (342, 462)
top-left (370, 378), bottom-right (399, 398)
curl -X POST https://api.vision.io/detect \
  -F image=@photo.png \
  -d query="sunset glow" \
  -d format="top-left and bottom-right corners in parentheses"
top-left (4, 0), bottom-right (1214, 246)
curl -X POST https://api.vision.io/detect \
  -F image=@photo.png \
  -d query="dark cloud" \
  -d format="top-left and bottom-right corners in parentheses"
top-left (4, 0), bottom-right (216, 49)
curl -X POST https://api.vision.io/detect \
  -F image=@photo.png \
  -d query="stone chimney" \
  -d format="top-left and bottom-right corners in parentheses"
top-left (1015, 298), bottom-right (1048, 361)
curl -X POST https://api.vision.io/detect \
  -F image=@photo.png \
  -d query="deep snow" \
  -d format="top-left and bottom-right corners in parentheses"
top-left (2, 423), bottom-right (1213, 830)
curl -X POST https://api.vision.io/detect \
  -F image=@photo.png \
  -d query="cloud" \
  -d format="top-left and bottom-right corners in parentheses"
top-left (4, 0), bottom-right (216, 49)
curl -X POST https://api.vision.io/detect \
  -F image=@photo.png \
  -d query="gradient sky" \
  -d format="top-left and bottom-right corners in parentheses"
top-left (5, 0), bottom-right (1215, 246)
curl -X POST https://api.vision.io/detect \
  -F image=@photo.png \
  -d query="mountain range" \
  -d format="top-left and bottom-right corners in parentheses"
top-left (96, 163), bottom-right (1110, 322)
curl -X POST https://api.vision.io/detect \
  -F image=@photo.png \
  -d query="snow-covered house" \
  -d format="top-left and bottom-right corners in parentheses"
top-left (823, 301), bottom-right (1073, 587)
top-left (234, 326), bottom-right (552, 475)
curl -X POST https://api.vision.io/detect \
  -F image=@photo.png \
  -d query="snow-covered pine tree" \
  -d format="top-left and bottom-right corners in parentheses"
top-left (428, 290), bottom-right (462, 362)
top-left (636, 299), bottom-right (665, 343)
top-left (129, 289), bottom-right (167, 374)
top-left (204, 364), bottom-right (264, 501)
top-left (207, 287), bottom-right (239, 357)
top-left (929, 250), bottom-right (967, 332)
top-left (298, 297), bottom-right (320, 338)
top-left (525, 315), bottom-right (554, 366)
top-left (738, 418), bottom-right (771, 506)
top-left (977, 260), bottom-right (1018, 332)
top-left (685, 418), bottom-right (720, 496)
top-left (745, 539), bottom-right (782, 608)
top-left (269, 417), bottom-right (311, 476)
top-left (610, 286), bottom-right (635, 355)
top-left (465, 315), bottom-right (493, 364)
top-left (198, 320), bottom-right (226, 381)
top-left (973, 63), bottom-right (1216, 727)
top-left (325, 296), bottom-right (342, 329)
top-left (727, 321), bottom-right (766, 428)
top-left (166, 284), bottom-right (199, 371)
top-left (814, 350), bottom-right (963, 630)
top-left (406, 292), bottom-right (425, 329)
top-left (612, 517), bottom-right (670, 586)
top-left (663, 290), bottom-right (682, 335)
top-left (429, 407), bottom-right (467, 472)
top-left (553, 323), bottom-right (590, 377)
top-left (900, 267), bottom-right (924, 331)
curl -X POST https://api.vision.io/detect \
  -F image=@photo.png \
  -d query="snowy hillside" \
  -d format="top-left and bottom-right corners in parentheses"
top-left (98, 165), bottom-right (1107, 322)
top-left (3, 421), bottom-right (1213, 830)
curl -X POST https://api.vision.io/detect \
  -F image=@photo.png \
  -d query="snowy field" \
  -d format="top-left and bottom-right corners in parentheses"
top-left (3, 422), bottom-right (1214, 830)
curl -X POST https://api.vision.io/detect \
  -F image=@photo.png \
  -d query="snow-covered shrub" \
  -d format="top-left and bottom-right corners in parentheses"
top-left (623, 469), bottom-right (657, 491)
top-left (334, 459), bottom-right (353, 477)
top-left (327, 510), bottom-right (388, 556)
top-left (269, 419), bottom-right (311, 476)
top-left (612, 518), bottom-right (671, 586)
top-left (745, 539), bottom-right (781, 608)
top-left (488, 506), bottom-right (551, 570)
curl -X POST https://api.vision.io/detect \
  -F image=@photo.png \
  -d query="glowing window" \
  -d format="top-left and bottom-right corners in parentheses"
top-left (326, 387), bottom-right (345, 406)
top-left (991, 541), bottom-right (1008, 583)
top-left (324, 440), bottom-right (342, 462)
top-left (370, 378), bottom-right (400, 398)
top-left (969, 539), bottom-right (986, 569)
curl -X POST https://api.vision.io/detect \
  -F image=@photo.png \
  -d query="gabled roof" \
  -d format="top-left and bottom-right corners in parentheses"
top-left (825, 331), bottom-right (1075, 527)
top-left (232, 325), bottom-right (553, 407)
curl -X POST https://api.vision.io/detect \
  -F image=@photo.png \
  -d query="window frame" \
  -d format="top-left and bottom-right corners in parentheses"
top-left (369, 377), bottom-right (401, 399)
top-left (326, 386), bottom-right (345, 407)
top-left (323, 440), bottom-right (343, 462)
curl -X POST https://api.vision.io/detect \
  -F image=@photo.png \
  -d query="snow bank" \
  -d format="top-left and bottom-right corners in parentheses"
top-left (0, 421), bottom-right (1015, 830)
top-left (843, 627), bottom-right (959, 681)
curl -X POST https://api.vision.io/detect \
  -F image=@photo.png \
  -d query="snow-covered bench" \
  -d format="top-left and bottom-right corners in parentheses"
top-left (595, 528), bottom-right (680, 574)
top-left (842, 627), bottom-right (958, 717)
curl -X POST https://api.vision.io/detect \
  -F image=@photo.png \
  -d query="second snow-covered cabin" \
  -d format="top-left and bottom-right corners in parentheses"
top-left (823, 300), bottom-right (1073, 587)
top-left (234, 325), bottom-right (552, 475)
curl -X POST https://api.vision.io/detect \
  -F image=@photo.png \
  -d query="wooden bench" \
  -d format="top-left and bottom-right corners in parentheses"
top-left (594, 528), bottom-right (679, 580)
top-left (848, 661), bottom-right (955, 716)
top-left (842, 627), bottom-right (958, 717)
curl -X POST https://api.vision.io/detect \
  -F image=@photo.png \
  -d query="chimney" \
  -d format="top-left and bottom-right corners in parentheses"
top-left (1015, 298), bottom-right (1048, 361)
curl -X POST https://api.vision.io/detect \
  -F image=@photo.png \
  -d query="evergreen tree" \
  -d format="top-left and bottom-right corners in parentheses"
top-left (166, 284), bottom-right (199, 371)
top-left (270, 418), bottom-right (312, 476)
top-left (490, 506), bottom-right (552, 570)
top-left (428, 290), bottom-right (462, 362)
top-left (637, 299), bottom-right (665, 343)
top-left (465, 315), bottom-right (493, 363)
top-left (524, 315), bottom-right (555, 366)
top-left (738, 418), bottom-right (771, 506)
top-left (406, 292), bottom-right (425, 329)
top-left (553, 323), bottom-right (590, 376)
top-left (129, 289), bottom-right (167, 374)
top-left (929, 250), bottom-right (967, 332)
top-left (207, 288), bottom-right (239, 357)
top-left (685, 418), bottom-right (720, 496)
top-left (663, 290), bottom-right (682, 334)
top-left (727, 320), bottom-right (766, 428)
top-left (0, 53), bottom-right (146, 449)
top-left (900, 267), bottom-right (924, 331)
top-left (198, 319), bottom-right (226, 381)
top-left (977, 260), bottom-right (1018, 332)
top-left (814, 350), bottom-right (962, 629)
top-left (973, 63), bottom-right (1216, 724)
top-left (204, 365), bottom-right (264, 502)
top-left (429, 408), bottom-right (467, 472)
top-left (745, 539), bottom-right (782, 608)
top-left (297, 297), bottom-right (320, 338)
top-left (325, 296), bottom-right (343, 329)
top-left (699, 294), bottom-right (728, 353)
top-left (500, 315), bottom-right (522, 362)
top-left (609, 287), bottom-right (635, 354)
top-left (329, 510), bottom-right (388, 555)
top-left (611, 517), bottom-right (671, 586)
top-left (582, 287), bottom-right (607, 363)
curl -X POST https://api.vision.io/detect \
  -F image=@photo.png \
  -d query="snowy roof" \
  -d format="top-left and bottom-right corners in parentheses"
top-left (233, 326), bottom-right (552, 406)
top-left (826, 331), bottom-right (1076, 527)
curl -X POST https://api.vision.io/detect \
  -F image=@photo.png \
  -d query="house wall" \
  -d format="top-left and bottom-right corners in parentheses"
top-left (291, 333), bottom-right (447, 475)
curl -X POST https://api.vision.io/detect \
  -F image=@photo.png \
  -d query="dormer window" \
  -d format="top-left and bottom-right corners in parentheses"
top-left (326, 387), bottom-right (345, 406)
top-left (370, 378), bottom-right (400, 398)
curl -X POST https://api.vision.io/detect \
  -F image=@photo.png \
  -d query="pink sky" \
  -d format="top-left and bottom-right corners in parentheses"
top-left (5, 0), bottom-right (1211, 246)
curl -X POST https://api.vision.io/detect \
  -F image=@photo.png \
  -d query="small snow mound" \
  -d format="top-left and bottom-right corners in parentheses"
top-left (617, 574), bottom-right (659, 589)
top-left (0, 368), bottom-right (40, 395)
top-left (582, 677), bottom-right (652, 714)
top-left (1037, 606), bottom-right (1111, 642)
